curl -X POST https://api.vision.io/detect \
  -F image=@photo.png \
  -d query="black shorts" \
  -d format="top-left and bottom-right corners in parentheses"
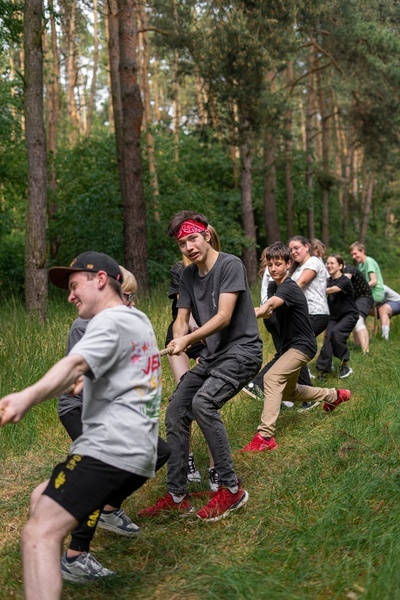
top-left (165, 321), bottom-right (205, 361)
top-left (43, 455), bottom-right (147, 526)
top-left (356, 296), bottom-right (374, 319)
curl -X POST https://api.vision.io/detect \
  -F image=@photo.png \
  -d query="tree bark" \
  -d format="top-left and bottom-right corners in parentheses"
top-left (137, 2), bottom-right (160, 221)
top-left (284, 61), bottom-right (295, 239)
top-left (107, 0), bottom-right (125, 196)
top-left (86, 0), bottom-right (99, 137)
top-left (305, 47), bottom-right (316, 240)
top-left (62, 0), bottom-right (80, 143)
top-left (46, 0), bottom-right (61, 258)
top-left (263, 131), bottom-right (281, 244)
top-left (117, 0), bottom-right (149, 294)
top-left (24, 0), bottom-right (48, 321)
top-left (360, 172), bottom-right (374, 244)
top-left (316, 66), bottom-right (330, 246)
top-left (238, 116), bottom-right (258, 284)
top-left (172, 0), bottom-right (180, 161)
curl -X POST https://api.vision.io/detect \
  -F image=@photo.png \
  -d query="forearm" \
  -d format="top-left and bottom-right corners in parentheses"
top-left (29, 355), bottom-right (88, 401)
top-left (256, 297), bottom-right (282, 318)
top-left (182, 312), bottom-right (230, 346)
top-left (326, 285), bottom-right (341, 295)
top-left (0, 355), bottom-right (88, 425)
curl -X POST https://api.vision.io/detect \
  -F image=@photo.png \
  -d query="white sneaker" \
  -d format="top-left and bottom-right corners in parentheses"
top-left (61, 552), bottom-right (114, 582)
top-left (281, 401), bottom-right (294, 409)
top-left (98, 508), bottom-right (140, 536)
top-left (187, 453), bottom-right (201, 482)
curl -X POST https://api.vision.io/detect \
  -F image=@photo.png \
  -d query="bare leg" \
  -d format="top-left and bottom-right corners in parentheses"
top-left (379, 304), bottom-right (392, 339)
top-left (357, 327), bottom-right (369, 353)
top-left (168, 353), bottom-right (191, 383)
top-left (23, 485), bottom-right (78, 600)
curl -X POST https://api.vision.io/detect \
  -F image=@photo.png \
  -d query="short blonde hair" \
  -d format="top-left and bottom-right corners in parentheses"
top-left (119, 265), bottom-right (138, 295)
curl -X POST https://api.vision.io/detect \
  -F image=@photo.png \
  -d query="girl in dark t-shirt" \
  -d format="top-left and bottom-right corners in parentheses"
top-left (316, 255), bottom-right (358, 379)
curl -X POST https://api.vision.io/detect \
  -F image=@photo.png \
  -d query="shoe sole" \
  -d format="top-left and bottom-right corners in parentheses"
top-left (297, 402), bottom-right (319, 413)
top-left (339, 369), bottom-right (353, 379)
top-left (241, 388), bottom-right (258, 400)
top-left (197, 490), bottom-right (249, 522)
top-left (187, 475), bottom-right (202, 483)
top-left (97, 521), bottom-right (140, 536)
top-left (61, 570), bottom-right (115, 583)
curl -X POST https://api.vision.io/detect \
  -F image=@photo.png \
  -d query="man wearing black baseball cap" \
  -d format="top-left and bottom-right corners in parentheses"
top-left (0, 251), bottom-right (162, 599)
top-left (49, 251), bottom-right (124, 290)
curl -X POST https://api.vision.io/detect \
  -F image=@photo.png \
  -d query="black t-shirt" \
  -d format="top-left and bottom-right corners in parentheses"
top-left (268, 277), bottom-right (317, 359)
top-left (327, 274), bottom-right (359, 319)
top-left (168, 261), bottom-right (186, 320)
top-left (342, 264), bottom-right (372, 300)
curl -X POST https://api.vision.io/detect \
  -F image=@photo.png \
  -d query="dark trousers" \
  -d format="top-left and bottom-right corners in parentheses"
top-left (166, 353), bottom-right (261, 494)
top-left (60, 407), bottom-right (171, 552)
top-left (316, 313), bottom-right (358, 372)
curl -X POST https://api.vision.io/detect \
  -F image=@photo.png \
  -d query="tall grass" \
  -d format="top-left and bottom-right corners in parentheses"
top-left (1, 284), bottom-right (400, 599)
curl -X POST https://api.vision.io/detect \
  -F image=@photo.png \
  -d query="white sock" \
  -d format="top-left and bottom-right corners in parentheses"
top-left (382, 325), bottom-right (390, 340)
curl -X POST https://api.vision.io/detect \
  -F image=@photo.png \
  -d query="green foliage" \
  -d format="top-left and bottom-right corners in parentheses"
top-left (49, 135), bottom-right (124, 267)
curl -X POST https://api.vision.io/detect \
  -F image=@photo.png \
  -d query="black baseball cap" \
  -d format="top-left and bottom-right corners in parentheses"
top-left (49, 251), bottom-right (123, 290)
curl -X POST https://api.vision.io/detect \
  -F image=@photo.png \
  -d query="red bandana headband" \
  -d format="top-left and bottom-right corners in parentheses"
top-left (176, 219), bottom-right (207, 240)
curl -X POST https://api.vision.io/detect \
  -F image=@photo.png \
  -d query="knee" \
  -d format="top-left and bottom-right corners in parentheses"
top-left (192, 394), bottom-right (213, 421)
top-left (21, 512), bottom-right (48, 551)
top-left (30, 481), bottom-right (49, 516)
top-left (354, 316), bottom-right (366, 332)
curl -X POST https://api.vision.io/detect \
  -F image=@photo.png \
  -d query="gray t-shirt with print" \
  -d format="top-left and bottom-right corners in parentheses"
top-left (69, 306), bottom-right (162, 478)
top-left (177, 252), bottom-right (262, 364)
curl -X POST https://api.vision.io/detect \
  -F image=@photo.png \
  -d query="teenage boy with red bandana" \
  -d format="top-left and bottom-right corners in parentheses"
top-left (139, 211), bottom-right (262, 521)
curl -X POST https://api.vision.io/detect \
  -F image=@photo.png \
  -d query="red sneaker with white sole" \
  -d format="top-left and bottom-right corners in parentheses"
top-left (323, 389), bottom-right (351, 412)
top-left (239, 432), bottom-right (278, 452)
top-left (138, 493), bottom-right (193, 518)
top-left (196, 487), bottom-right (249, 521)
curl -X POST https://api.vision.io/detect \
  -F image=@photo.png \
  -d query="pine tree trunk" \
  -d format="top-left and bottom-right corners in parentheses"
top-left (46, 0), bottom-right (61, 258)
top-left (263, 131), bottom-right (281, 244)
top-left (107, 0), bottom-right (125, 196)
top-left (172, 0), bottom-right (180, 161)
top-left (117, 0), bottom-right (149, 294)
top-left (305, 49), bottom-right (316, 240)
top-left (137, 2), bottom-right (160, 221)
top-left (284, 61), bottom-right (295, 239)
top-left (24, 0), bottom-right (48, 321)
top-left (238, 116), bottom-right (258, 284)
top-left (152, 54), bottom-right (161, 122)
top-left (62, 0), bottom-right (80, 143)
top-left (316, 68), bottom-right (330, 246)
top-left (86, 0), bottom-right (99, 137)
top-left (360, 173), bottom-right (374, 244)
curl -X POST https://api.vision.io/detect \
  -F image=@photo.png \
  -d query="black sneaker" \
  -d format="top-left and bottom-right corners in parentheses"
top-left (242, 382), bottom-right (264, 401)
top-left (339, 365), bottom-right (353, 379)
top-left (208, 467), bottom-right (219, 492)
top-left (187, 453), bottom-right (201, 482)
